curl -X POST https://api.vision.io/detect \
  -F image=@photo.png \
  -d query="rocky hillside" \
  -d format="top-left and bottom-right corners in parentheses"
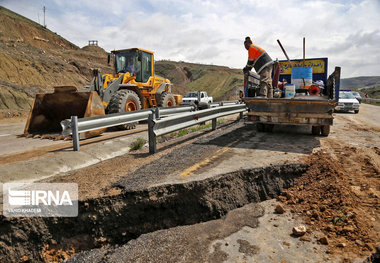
top-left (0, 6), bottom-right (112, 117)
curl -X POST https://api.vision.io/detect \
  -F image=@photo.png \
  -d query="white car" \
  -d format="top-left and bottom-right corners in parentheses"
top-left (181, 91), bottom-right (213, 105)
top-left (335, 91), bottom-right (360, 114)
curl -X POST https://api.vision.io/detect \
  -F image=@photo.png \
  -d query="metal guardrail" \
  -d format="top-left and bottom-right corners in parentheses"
top-left (362, 98), bottom-right (380, 103)
top-left (62, 105), bottom-right (195, 151)
top-left (61, 102), bottom-right (245, 152)
top-left (61, 108), bottom-right (153, 136)
top-left (209, 101), bottom-right (240, 108)
top-left (148, 103), bottom-right (247, 153)
top-left (61, 105), bottom-right (195, 136)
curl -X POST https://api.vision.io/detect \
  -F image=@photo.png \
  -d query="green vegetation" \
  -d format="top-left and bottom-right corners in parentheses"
top-left (189, 119), bottom-right (225, 133)
top-left (332, 216), bottom-right (346, 225)
top-left (159, 118), bottom-right (226, 141)
top-left (177, 129), bottom-right (188, 137)
top-left (362, 101), bottom-right (380, 106)
top-left (358, 85), bottom-right (380, 99)
top-left (341, 76), bottom-right (380, 90)
top-left (129, 137), bottom-right (146, 151)
top-left (215, 74), bottom-right (244, 100)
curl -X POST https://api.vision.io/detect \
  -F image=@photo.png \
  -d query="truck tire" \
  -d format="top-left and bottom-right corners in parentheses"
top-left (321, 125), bottom-right (330, 136)
top-left (160, 92), bottom-right (176, 107)
top-left (264, 124), bottom-right (274, 132)
top-left (106, 90), bottom-right (141, 130)
top-left (312, 126), bottom-right (321, 135)
top-left (257, 123), bottom-right (264, 132)
top-left (354, 110), bottom-right (359, 114)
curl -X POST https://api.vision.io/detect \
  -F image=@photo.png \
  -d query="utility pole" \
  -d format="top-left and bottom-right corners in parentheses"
top-left (43, 6), bottom-right (46, 28)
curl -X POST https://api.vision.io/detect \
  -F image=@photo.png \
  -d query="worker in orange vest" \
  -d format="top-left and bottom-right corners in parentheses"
top-left (243, 36), bottom-right (274, 98)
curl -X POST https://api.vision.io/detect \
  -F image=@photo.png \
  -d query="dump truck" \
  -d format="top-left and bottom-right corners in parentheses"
top-left (243, 57), bottom-right (340, 136)
top-left (24, 48), bottom-right (182, 138)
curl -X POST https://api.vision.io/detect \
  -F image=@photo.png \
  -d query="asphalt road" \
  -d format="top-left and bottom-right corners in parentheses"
top-left (0, 122), bottom-right (64, 157)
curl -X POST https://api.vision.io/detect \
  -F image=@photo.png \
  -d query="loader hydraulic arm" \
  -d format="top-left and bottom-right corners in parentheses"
top-left (90, 69), bottom-right (104, 95)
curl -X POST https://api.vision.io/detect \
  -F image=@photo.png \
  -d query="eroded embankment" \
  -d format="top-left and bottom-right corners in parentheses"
top-left (0, 163), bottom-right (307, 262)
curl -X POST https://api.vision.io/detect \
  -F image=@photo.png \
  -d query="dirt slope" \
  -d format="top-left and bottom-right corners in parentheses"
top-left (155, 60), bottom-right (243, 101)
top-left (0, 6), bottom-right (112, 118)
top-left (0, 6), bottom-right (243, 121)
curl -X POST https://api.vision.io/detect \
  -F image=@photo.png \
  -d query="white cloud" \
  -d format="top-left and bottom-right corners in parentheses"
top-left (2, 0), bottom-right (380, 77)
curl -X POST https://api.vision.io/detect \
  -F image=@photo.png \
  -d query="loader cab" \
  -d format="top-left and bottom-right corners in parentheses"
top-left (113, 48), bottom-right (153, 83)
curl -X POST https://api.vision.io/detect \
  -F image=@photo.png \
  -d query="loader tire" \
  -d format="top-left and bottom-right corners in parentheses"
top-left (107, 90), bottom-right (141, 130)
top-left (160, 92), bottom-right (176, 107)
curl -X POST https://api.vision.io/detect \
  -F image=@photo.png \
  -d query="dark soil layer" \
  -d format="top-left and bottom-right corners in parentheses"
top-left (0, 163), bottom-right (306, 262)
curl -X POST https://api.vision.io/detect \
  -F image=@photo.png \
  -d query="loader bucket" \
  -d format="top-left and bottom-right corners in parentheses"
top-left (24, 86), bottom-right (106, 138)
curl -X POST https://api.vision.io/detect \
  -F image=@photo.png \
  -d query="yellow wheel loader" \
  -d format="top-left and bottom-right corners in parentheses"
top-left (24, 48), bottom-right (182, 138)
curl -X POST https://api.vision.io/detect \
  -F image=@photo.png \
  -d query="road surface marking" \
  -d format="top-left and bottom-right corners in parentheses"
top-left (179, 147), bottom-right (230, 178)
top-left (179, 137), bottom-right (247, 178)
top-left (0, 134), bottom-right (11, 137)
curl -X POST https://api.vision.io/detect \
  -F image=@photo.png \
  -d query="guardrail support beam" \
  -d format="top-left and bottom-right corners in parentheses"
top-left (148, 113), bottom-right (156, 154)
top-left (71, 116), bottom-right (80, 151)
top-left (212, 118), bottom-right (217, 130)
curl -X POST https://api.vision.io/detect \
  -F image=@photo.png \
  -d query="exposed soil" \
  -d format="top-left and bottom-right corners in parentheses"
top-left (279, 145), bottom-right (379, 262)
top-left (0, 109), bottom-right (29, 123)
top-left (0, 6), bottom-right (112, 116)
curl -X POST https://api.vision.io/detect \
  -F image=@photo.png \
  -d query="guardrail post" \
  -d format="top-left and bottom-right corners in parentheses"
top-left (212, 118), bottom-right (217, 130)
top-left (239, 112), bottom-right (243, 119)
top-left (155, 107), bottom-right (160, 119)
top-left (71, 116), bottom-right (80, 151)
top-left (148, 113), bottom-right (156, 154)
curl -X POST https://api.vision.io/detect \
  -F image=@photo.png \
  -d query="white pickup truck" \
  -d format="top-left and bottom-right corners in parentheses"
top-left (181, 91), bottom-right (213, 105)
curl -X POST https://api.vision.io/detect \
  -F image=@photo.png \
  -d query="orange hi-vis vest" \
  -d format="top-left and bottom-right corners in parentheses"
top-left (247, 44), bottom-right (273, 74)
top-left (248, 44), bottom-right (266, 61)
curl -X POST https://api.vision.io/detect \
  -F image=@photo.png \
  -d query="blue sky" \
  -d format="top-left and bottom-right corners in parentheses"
top-left (1, 0), bottom-right (380, 78)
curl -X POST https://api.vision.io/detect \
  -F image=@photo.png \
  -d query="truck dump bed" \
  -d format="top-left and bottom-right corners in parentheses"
top-left (243, 58), bottom-right (341, 136)
top-left (244, 97), bottom-right (335, 125)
